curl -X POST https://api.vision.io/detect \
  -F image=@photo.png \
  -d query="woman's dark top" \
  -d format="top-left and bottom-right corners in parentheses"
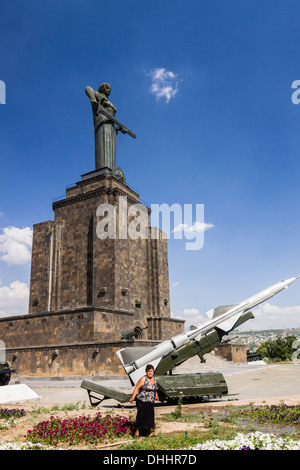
top-left (136, 375), bottom-right (158, 403)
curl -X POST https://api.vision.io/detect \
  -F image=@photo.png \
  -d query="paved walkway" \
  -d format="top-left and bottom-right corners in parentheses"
top-left (9, 361), bottom-right (300, 407)
top-left (226, 362), bottom-right (300, 402)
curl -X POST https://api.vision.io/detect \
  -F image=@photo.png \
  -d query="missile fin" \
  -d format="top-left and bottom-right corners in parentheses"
top-left (116, 348), bottom-right (126, 366)
top-left (206, 305), bottom-right (238, 319)
top-left (129, 357), bottom-right (162, 385)
top-left (117, 347), bottom-right (154, 366)
top-left (206, 308), bottom-right (214, 319)
top-left (216, 312), bottom-right (243, 332)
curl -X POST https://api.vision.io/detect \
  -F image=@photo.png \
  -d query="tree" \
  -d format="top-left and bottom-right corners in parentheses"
top-left (257, 335), bottom-right (297, 362)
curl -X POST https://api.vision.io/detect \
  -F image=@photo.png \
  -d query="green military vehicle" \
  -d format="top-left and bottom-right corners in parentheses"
top-left (81, 372), bottom-right (227, 406)
top-left (247, 349), bottom-right (264, 362)
top-left (0, 362), bottom-right (15, 386)
top-left (81, 311), bottom-right (254, 406)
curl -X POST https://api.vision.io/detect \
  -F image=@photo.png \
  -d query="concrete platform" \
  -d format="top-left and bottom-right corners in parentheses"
top-left (225, 362), bottom-right (300, 402)
top-left (6, 361), bottom-right (300, 407)
top-left (0, 384), bottom-right (39, 404)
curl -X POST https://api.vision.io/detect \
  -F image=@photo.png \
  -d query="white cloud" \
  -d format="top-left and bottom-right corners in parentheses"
top-left (148, 68), bottom-right (180, 103)
top-left (0, 226), bottom-right (33, 265)
top-left (255, 302), bottom-right (300, 317)
top-left (244, 302), bottom-right (300, 330)
top-left (183, 307), bottom-right (200, 316)
top-left (0, 280), bottom-right (29, 317)
top-left (173, 222), bottom-right (214, 234)
top-left (173, 307), bottom-right (207, 328)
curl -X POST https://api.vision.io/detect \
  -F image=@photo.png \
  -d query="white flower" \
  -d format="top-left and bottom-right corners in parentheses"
top-left (0, 440), bottom-right (64, 450)
top-left (188, 432), bottom-right (300, 451)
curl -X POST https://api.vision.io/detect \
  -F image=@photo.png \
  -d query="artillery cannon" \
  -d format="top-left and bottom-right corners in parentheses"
top-left (121, 326), bottom-right (148, 341)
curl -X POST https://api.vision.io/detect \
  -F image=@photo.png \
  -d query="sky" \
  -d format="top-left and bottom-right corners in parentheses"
top-left (0, 0), bottom-right (300, 331)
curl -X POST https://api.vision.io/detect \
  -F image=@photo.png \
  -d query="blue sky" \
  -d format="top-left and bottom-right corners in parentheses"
top-left (0, 0), bottom-right (300, 330)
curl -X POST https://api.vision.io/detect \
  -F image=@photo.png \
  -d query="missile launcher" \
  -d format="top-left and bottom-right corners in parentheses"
top-left (81, 277), bottom-right (298, 405)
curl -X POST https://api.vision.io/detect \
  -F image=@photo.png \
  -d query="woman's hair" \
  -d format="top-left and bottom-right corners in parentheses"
top-left (145, 364), bottom-right (154, 372)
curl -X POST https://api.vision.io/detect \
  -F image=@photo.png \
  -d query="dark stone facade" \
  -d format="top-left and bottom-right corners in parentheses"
top-left (214, 343), bottom-right (247, 363)
top-left (0, 170), bottom-right (184, 377)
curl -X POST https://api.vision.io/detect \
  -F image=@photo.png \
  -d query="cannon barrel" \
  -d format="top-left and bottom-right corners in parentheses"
top-left (121, 326), bottom-right (148, 341)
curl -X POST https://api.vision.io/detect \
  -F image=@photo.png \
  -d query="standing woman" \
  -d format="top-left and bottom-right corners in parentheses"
top-left (129, 364), bottom-right (159, 437)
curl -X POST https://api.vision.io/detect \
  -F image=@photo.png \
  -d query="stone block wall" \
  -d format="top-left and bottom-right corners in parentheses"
top-left (5, 341), bottom-right (159, 378)
top-left (28, 172), bottom-right (175, 339)
top-left (28, 220), bottom-right (53, 313)
top-left (214, 343), bottom-right (247, 363)
top-left (0, 170), bottom-right (185, 377)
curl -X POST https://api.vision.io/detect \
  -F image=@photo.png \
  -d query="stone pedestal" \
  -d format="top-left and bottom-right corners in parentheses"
top-left (0, 170), bottom-right (184, 377)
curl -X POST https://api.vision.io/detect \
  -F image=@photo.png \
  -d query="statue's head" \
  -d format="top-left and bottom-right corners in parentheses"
top-left (98, 83), bottom-right (111, 96)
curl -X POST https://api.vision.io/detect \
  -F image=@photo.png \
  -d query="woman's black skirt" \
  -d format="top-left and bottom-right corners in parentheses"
top-left (135, 398), bottom-right (155, 429)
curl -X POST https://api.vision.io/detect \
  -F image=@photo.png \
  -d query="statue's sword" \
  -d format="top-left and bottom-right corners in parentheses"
top-left (96, 103), bottom-right (136, 139)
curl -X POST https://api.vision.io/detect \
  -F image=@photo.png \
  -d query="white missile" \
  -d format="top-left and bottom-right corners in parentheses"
top-left (118, 276), bottom-right (298, 384)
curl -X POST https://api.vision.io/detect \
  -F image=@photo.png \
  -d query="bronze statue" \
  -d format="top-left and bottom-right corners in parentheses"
top-left (85, 83), bottom-right (136, 180)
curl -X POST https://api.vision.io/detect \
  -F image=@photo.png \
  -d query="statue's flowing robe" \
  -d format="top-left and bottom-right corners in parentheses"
top-left (89, 90), bottom-right (117, 171)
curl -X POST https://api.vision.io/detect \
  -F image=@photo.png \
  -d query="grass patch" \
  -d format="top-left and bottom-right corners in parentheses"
top-left (118, 426), bottom-right (239, 451)
top-left (1, 402), bottom-right (300, 450)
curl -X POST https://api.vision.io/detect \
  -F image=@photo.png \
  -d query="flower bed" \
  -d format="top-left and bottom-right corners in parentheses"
top-left (188, 432), bottom-right (300, 450)
top-left (0, 408), bottom-right (26, 419)
top-left (0, 407), bottom-right (27, 431)
top-left (232, 404), bottom-right (300, 426)
top-left (26, 412), bottom-right (135, 446)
